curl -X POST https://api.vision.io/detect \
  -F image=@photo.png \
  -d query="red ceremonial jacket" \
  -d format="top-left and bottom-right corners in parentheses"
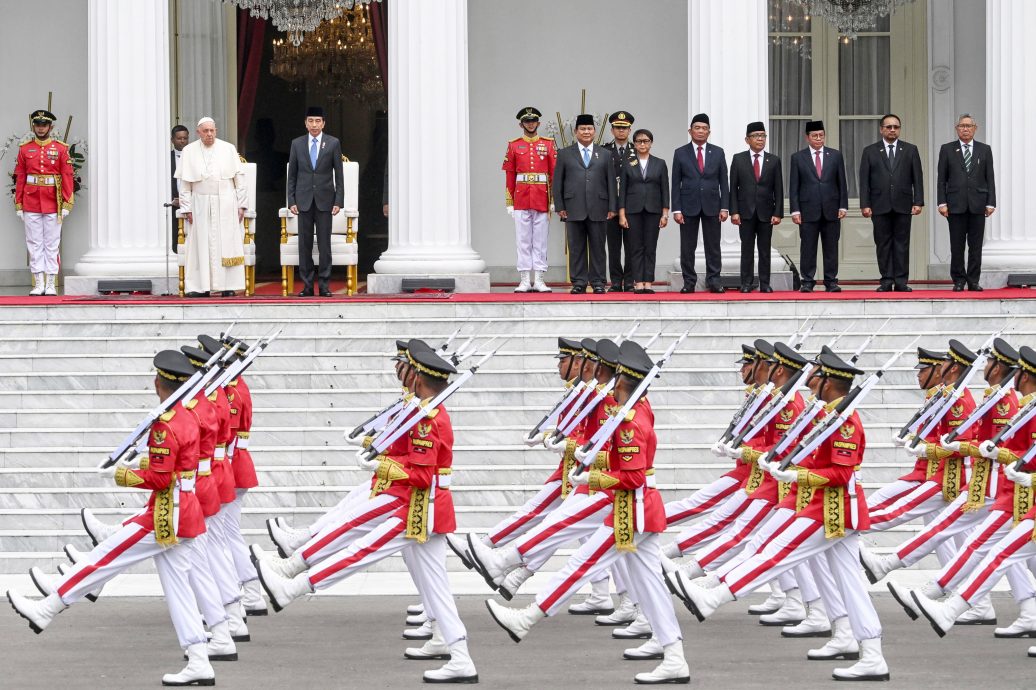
top-left (381, 404), bottom-right (456, 534)
top-left (14, 137), bottom-right (75, 214)
top-left (210, 388), bottom-right (237, 504)
top-left (744, 392), bottom-right (806, 504)
top-left (185, 392), bottom-right (221, 518)
top-left (229, 377), bottom-right (259, 489)
top-left (989, 392), bottom-right (1036, 517)
top-left (502, 135), bottom-right (557, 211)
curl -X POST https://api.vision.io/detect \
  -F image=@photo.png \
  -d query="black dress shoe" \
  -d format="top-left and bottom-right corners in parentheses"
top-left (679, 285), bottom-right (694, 294)
top-left (826, 285), bottom-right (842, 293)
top-left (592, 286), bottom-right (606, 295)
top-left (221, 290), bottom-right (236, 297)
top-left (319, 289), bottom-right (333, 297)
top-left (799, 286), bottom-right (814, 293)
top-left (876, 285), bottom-right (892, 292)
top-left (298, 288), bottom-right (314, 297)
top-left (642, 288), bottom-right (655, 294)
top-left (760, 285), bottom-right (773, 294)
top-left (709, 285), bottom-right (726, 294)
top-left (624, 285), bottom-right (636, 292)
top-left (894, 285), bottom-right (913, 292)
top-left (608, 284), bottom-right (624, 293)
top-left (952, 282), bottom-right (965, 292)
top-left (185, 291), bottom-right (210, 298)
top-left (570, 286), bottom-right (586, 295)
top-left (968, 284), bottom-right (984, 292)
top-left (739, 286), bottom-right (752, 293)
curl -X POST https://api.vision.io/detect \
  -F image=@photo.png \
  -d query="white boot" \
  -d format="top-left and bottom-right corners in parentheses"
top-left (266, 518), bottom-right (310, 557)
top-left (759, 587), bottom-right (805, 626)
top-left (43, 274), bottom-right (57, 296)
top-left (422, 638), bottom-right (479, 683)
top-left (913, 591), bottom-right (970, 637)
top-left (782, 598), bottom-right (831, 638)
top-left (29, 567), bottom-right (58, 598)
top-left (887, 580), bottom-right (941, 621)
top-left (661, 541), bottom-right (682, 560)
top-left (748, 582), bottom-right (786, 615)
top-left (859, 546), bottom-right (901, 584)
top-left (596, 593), bottom-right (637, 626)
top-left (205, 619), bottom-right (238, 661)
top-left (241, 578), bottom-right (268, 616)
top-left (29, 272), bottom-right (44, 296)
top-left (80, 508), bottom-right (120, 546)
top-left (955, 593), bottom-right (996, 625)
top-left (466, 536), bottom-right (521, 588)
top-left (568, 577), bottom-right (614, 615)
top-left (403, 619), bottom-right (433, 640)
top-left (226, 601), bottom-right (250, 642)
top-left (445, 533), bottom-right (474, 570)
top-left (514, 271), bottom-right (532, 293)
top-left (62, 545), bottom-right (104, 600)
top-left (407, 611), bottom-right (429, 626)
top-left (633, 641), bottom-right (690, 684)
top-left (831, 637), bottom-right (890, 681)
top-left (250, 543), bottom-right (307, 578)
top-left (162, 642), bottom-right (215, 686)
top-left (486, 599), bottom-right (545, 643)
top-left (680, 578), bottom-right (736, 622)
top-left (808, 616), bottom-right (860, 661)
top-left (613, 610), bottom-right (654, 639)
top-left (995, 596), bottom-right (1036, 638)
top-left (532, 271), bottom-right (551, 293)
top-left (665, 558), bottom-right (703, 598)
top-left (498, 565), bottom-right (533, 601)
top-left (1028, 645), bottom-right (1036, 658)
top-left (6, 590), bottom-right (65, 633)
top-left (254, 559), bottom-right (313, 612)
top-left (405, 620), bottom-right (451, 660)
top-left (407, 602), bottom-right (425, 616)
top-left (624, 635), bottom-right (664, 660)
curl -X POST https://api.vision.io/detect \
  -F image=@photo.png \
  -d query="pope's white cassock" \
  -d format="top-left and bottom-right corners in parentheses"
top-left (176, 137), bottom-right (246, 293)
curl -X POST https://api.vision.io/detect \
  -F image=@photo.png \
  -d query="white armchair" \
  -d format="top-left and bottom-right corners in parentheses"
top-left (279, 158), bottom-right (359, 296)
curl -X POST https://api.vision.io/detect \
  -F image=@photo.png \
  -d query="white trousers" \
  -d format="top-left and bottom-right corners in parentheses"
top-left (55, 523), bottom-right (207, 649)
top-left (203, 512), bottom-right (242, 605)
top-left (722, 521), bottom-right (882, 641)
top-left (487, 480), bottom-right (563, 546)
top-left (309, 480), bottom-right (371, 536)
top-left (867, 479), bottom-right (962, 565)
top-left (23, 212), bottom-right (60, 274)
top-left (187, 532), bottom-right (230, 626)
top-left (694, 497), bottom-right (775, 570)
top-left (672, 489), bottom-right (752, 554)
top-left (224, 488), bottom-right (258, 583)
top-left (534, 529), bottom-right (683, 646)
top-left (405, 535), bottom-right (469, 645)
top-left (514, 209), bottom-right (549, 271)
top-left (299, 493), bottom-right (406, 566)
top-left (896, 492), bottom-right (989, 567)
top-left (935, 508), bottom-right (1036, 601)
top-left (958, 518), bottom-right (1036, 604)
top-left (513, 491), bottom-right (612, 572)
top-left (665, 474), bottom-right (741, 527)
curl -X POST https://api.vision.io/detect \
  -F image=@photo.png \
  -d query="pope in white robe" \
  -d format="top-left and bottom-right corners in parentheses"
top-left (176, 117), bottom-right (247, 295)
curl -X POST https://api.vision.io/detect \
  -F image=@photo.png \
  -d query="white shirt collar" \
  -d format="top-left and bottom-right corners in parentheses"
top-left (311, 133), bottom-right (323, 145)
top-left (958, 139), bottom-right (973, 149)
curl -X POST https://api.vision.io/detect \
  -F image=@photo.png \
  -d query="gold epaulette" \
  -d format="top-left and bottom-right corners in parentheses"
top-left (624, 408), bottom-right (637, 422)
top-left (159, 409), bottom-right (176, 422)
top-left (509, 135), bottom-right (523, 142)
top-left (185, 398), bottom-right (198, 410)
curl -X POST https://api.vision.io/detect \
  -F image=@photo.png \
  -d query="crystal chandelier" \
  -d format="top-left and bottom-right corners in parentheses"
top-left (228, 0), bottom-right (383, 46)
top-left (271, 7), bottom-right (384, 105)
top-left (793, 0), bottom-right (916, 38)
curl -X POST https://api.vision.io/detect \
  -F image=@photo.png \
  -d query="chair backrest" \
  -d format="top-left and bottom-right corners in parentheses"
top-left (242, 162), bottom-right (257, 216)
top-left (282, 160), bottom-right (360, 216)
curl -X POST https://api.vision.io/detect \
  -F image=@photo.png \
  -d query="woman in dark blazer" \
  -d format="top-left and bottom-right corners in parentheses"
top-left (618, 129), bottom-right (670, 293)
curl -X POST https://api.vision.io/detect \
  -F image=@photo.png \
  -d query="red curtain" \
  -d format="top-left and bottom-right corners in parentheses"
top-left (237, 10), bottom-right (266, 146)
top-left (370, 0), bottom-right (388, 96)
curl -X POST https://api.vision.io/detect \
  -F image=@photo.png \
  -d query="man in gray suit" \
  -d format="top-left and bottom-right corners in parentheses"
top-left (287, 106), bottom-right (344, 297)
top-left (552, 114), bottom-right (617, 294)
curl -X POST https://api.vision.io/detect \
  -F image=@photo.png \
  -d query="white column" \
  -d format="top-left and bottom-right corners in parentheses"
top-left (677, 0), bottom-right (779, 286)
top-left (370, 0), bottom-right (486, 291)
top-left (72, 0), bottom-right (172, 285)
top-left (983, 0), bottom-right (1036, 274)
top-left (176, 0), bottom-right (230, 134)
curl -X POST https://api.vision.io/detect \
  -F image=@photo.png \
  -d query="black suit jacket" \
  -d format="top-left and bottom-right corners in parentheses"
top-left (789, 147), bottom-right (849, 222)
top-left (671, 142), bottom-right (728, 217)
top-left (936, 140), bottom-right (996, 214)
top-left (552, 143), bottom-right (617, 222)
top-left (728, 150), bottom-right (783, 221)
top-left (619, 155), bottom-right (670, 215)
top-left (287, 133), bottom-right (345, 212)
top-left (859, 140), bottom-right (924, 215)
top-left (170, 150), bottom-right (179, 201)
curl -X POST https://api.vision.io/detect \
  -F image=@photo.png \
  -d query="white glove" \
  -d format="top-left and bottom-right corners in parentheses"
top-left (545, 434), bottom-right (569, 453)
top-left (1004, 465), bottom-right (1032, 487)
top-left (710, 441), bottom-right (728, 458)
top-left (344, 432), bottom-right (366, 447)
top-left (979, 440), bottom-right (999, 461)
top-left (756, 450), bottom-right (773, 469)
top-left (61, 209), bottom-right (69, 218)
top-left (768, 462), bottom-right (798, 483)
top-left (904, 441), bottom-right (928, 458)
top-left (506, 206), bottom-right (514, 217)
top-left (356, 454), bottom-right (380, 472)
top-left (892, 434), bottom-right (909, 448)
top-left (573, 446), bottom-right (591, 465)
top-left (97, 465), bottom-right (117, 479)
top-left (524, 431), bottom-right (545, 448)
top-left (568, 467), bottom-right (589, 487)
top-left (725, 444), bottom-right (744, 460)
top-left (16, 210), bottom-right (23, 220)
top-left (939, 433), bottom-right (961, 454)
top-left (121, 454), bottom-right (143, 470)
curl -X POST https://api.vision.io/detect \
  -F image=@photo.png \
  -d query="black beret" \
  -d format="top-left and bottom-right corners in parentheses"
top-left (691, 113), bottom-right (710, 126)
top-left (155, 350), bottom-right (196, 383)
top-left (575, 114), bottom-right (595, 127)
top-left (746, 121), bottom-right (766, 136)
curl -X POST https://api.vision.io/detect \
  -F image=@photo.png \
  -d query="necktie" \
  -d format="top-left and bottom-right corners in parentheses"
top-left (697, 146), bottom-right (704, 173)
top-left (310, 138), bottom-right (319, 168)
top-left (814, 150), bottom-right (823, 177)
top-left (753, 153), bottom-right (761, 182)
top-left (887, 144), bottom-right (895, 164)
top-left (582, 147), bottom-right (591, 166)
top-left (963, 144), bottom-right (972, 172)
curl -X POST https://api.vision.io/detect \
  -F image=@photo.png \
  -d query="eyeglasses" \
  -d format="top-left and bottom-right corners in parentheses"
top-left (881, 124), bottom-right (901, 129)
top-left (748, 133), bottom-right (767, 139)
top-left (956, 123), bottom-right (976, 129)
top-left (633, 139), bottom-right (652, 144)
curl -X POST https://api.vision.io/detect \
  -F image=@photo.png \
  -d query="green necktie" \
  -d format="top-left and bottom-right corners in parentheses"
top-left (963, 144), bottom-right (972, 172)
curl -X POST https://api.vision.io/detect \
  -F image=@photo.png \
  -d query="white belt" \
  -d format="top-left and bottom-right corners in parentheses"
top-left (178, 474), bottom-right (197, 492)
top-left (198, 459), bottom-right (212, 475)
top-left (645, 475), bottom-right (657, 488)
top-left (26, 174), bottom-right (57, 185)
top-left (214, 446), bottom-right (226, 460)
top-left (515, 172), bottom-right (548, 184)
top-left (236, 437), bottom-right (250, 449)
top-left (848, 472), bottom-right (859, 530)
top-left (436, 474), bottom-right (452, 489)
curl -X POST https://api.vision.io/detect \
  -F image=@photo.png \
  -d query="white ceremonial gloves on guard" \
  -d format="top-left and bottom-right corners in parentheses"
top-left (756, 450), bottom-right (773, 468)
top-left (568, 467), bottom-right (589, 487)
top-left (506, 206), bottom-right (514, 217)
top-left (524, 431), bottom-right (545, 448)
top-left (545, 434), bottom-right (569, 453)
top-left (356, 454), bottom-right (380, 472)
top-left (905, 441), bottom-right (928, 457)
top-left (16, 210), bottom-right (23, 220)
top-left (61, 209), bottom-right (69, 218)
top-left (979, 440), bottom-right (1000, 461)
top-left (892, 434), bottom-right (910, 448)
top-left (1004, 465), bottom-right (1032, 487)
top-left (725, 444), bottom-right (743, 460)
top-left (549, 204), bottom-right (555, 214)
top-left (344, 433), bottom-right (365, 448)
top-left (939, 434), bottom-right (961, 453)
top-left (710, 441), bottom-right (728, 458)
top-left (767, 461), bottom-right (797, 484)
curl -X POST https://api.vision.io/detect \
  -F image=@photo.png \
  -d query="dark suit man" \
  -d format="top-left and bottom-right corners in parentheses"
top-left (169, 125), bottom-right (189, 253)
top-left (936, 114), bottom-right (996, 291)
top-left (552, 114), bottom-right (617, 294)
top-left (287, 106), bottom-right (345, 297)
top-left (789, 120), bottom-right (849, 292)
top-left (859, 114), bottom-right (925, 292)
top-left (602, 110), bottom-right (637, 292)
top-left (672, 113), bottom-right (729, 293)
top-left (729, 121), bottom-right (783, 293)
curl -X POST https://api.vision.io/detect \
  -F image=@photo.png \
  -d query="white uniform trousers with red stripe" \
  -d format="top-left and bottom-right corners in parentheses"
top-left (665, 474), bottom-right (742, 527)
top-left (714, 507), bottom-right (798, 579)
top-left (693, 497), bottom-right (776, 571)
top-left (934, 509), bottom-right (1036, 601)
top-left (297, 493), bottom-right (407, 567)
top-left (403, 534), bottom-right (469, 645)
top-left (894, 492), bottom-right (993, 567)
top-left (223, 488), bottom-right (259, 584)
top-left (671, 489), bottom-right (753, 555)
top-left (534, 526), bottom-right (683, 646)
top-left (867, 479), bottom-right (923, 513)
top-left (202, 513), bottom-right (243, 606)
top-left (187, 531), bottom-right (231, 626)
top-left (867, 480), bottom-right (962, 565)
top-left (486, 480), bottom-right (563, 546)
top-left (54, 523), bottom-right (207, 649)
top-left (722, 520), bottom-right (882, 641)
top-left (512, 491), bottom-right (613, 572)
top-left (956, 518), bottom-right (1036, 604)
top-left (308, 480), bottom-right (371, 537)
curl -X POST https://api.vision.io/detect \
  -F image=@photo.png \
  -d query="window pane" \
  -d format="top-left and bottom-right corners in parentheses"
top-left (839, 36), bottom-right (890, 115)
top-left (768, 0), bottom-right (812, 33)
top-left (838, 119), bottom-right (879, 199)
top-left (770, 119), bottom-right (808, 181)
top-left (769, 38), bottom-right (812, 116)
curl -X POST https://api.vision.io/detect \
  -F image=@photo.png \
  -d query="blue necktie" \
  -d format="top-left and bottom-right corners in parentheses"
top-left (582, 147), bottom-right (590, 166)
top-left (310, 138), bottom-right (319, 168)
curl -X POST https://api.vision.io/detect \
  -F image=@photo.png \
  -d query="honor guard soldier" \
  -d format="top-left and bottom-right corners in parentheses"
top-left (603, 111), bottom-right (637, 292)
top-left (503, 106), bottom-right (557, 293)
top-left (14, 109), bottom-right (75, 296)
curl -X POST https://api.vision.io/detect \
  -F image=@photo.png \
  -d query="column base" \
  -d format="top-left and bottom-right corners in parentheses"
top-left (366, 272), bottom-right (491, 295)
top-left (64, 275), bottom-right (178, 296)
